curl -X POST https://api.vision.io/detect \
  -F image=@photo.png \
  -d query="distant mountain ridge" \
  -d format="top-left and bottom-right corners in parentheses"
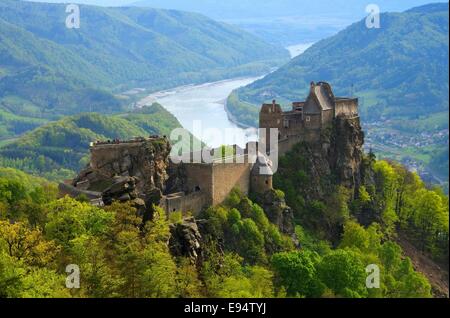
top-left (132, 0), bottom-right (440, 45)
top-left (132, 0), bottom-right (439, 19)
top-left (0, 0), bottom-right (288, 139)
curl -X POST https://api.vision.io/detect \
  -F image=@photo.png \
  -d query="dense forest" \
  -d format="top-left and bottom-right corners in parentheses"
top-left (0, 145), bottom-right (447, 297)
top-left (227, 3), bottom-right (449, 183)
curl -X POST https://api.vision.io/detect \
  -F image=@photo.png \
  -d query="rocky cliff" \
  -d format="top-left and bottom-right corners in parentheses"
top-left (69, 137), bottom-right (171, 219)
top-left (277, 115), bottom-right (364, 200)
top-left (273, 115), bottom-right (364, 242)
top-left (328, 116), bottom-right (364, 194)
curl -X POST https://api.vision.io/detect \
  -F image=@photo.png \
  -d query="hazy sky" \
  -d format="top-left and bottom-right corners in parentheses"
top-left (25, 0), bottom-right (441, 10)
top-left (24, 0), bottom-right (445, 20)
top-left (25, 0), bottom-right (135, 6)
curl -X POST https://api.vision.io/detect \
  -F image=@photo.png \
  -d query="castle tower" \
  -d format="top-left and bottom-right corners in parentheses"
top-left (259, 100), bottom-right (282, 154)
top-left (250, 153), bottom-right (273, 194)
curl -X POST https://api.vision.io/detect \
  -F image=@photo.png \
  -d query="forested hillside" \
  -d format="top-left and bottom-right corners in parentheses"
top-left (227, 3), bottom-right (449, 183)
top-left (0, 0), bottom-right (288, 139)
top-left (0, 103), bottom-right (183, 181)
top-left (0, 153), bottom-right (447, 297)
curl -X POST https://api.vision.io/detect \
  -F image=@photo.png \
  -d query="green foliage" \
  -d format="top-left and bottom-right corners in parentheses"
top-left (402, 188), bottom-right (449, 259)
top-left (0, 160), bottom-right (444, 298)
top-left (0, 250), bottom-right (70, 298)
top-left (202, 189), bottom-right (294, 265)
top-left (359, 159), bottom-right (449, 263)
top-left (45, 197), bottom-right (114, 249)
top-left (317, 249), bottom-right (368, 298)
top-left (202, 252), bottom-right (275, 298)
top-left (273, 140), bottom-right (443, 298)
top-left (339, 220), bottom-right (383, 253)
top-left (271, 250), bottom-right (324, 297)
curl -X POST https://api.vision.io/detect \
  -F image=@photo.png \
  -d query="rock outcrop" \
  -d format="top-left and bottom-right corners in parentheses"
top-left (328, 116), bottom-right (364, 194)
top-left (256, 189), bottom-right (299, 247)
top-left (169, 217), bottom-right (203, 265)
top-left (284, 116), bottom-right (364, 201)
top-left (69, 137), bottom-right (171, 217)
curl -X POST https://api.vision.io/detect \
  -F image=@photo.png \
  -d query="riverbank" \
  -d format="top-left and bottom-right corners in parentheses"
top-left (223, 98), bottom-right (256, 129)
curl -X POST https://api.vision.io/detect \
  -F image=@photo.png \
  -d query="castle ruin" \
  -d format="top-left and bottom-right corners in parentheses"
top-left (260, 81), bottom-right (358, 155)
top-left (60, 81), bottom-right (359, 218)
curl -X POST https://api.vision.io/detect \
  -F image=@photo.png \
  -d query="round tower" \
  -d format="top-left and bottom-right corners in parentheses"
top-left (251, 154), bottom-right (273, 194)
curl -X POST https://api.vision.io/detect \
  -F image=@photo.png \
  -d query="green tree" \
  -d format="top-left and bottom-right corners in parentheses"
top-left (318, 249), bottom-right (368, 298)
top-left (0, 220), bottom-right (60, 268)
top-left (45, 197), bottom-right (114, 249)
top-left (69, 234), bottom-right (120, 297)
top-left (175, 258), bottom-right (203, 298)
top-left (271, 250), bottom-right (324, 297)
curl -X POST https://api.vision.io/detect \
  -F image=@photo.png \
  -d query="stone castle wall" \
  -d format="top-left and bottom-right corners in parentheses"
top-left (162, 191), bottom-right (208, 216)
top-left (277, 129), bottom-right (322, 156)
top-left (335, 99), bottom-right (358, 117)
top-left (304, 113), bottom-right (321, 130)
top-left (62, 82), bottom-right (360, 218)
top-left (183, 163), bottom-right (214, 206)
top-left (321, 109), bottom-right (334, 126)
top-left (211, 160), bottom-right (253, 205)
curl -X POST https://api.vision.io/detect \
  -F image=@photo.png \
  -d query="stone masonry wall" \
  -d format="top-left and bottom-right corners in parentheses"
top-left (211, 162), bottom-right (252, 205)
top-left (183, 163), bottom-right (214, 206)
top-left (335, 99), bottom-right (358, 117)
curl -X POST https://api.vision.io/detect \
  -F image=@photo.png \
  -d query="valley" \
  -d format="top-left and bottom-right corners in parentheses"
top-left (0, 0), bottom-right (448, 301)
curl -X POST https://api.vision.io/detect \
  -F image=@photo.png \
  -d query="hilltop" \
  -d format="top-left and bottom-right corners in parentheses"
top-left (0, 103), bottom-right (188, 180)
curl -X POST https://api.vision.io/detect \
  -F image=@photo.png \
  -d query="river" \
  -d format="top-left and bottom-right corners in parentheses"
top-left (137, 43), bottom-right (313, 148)
top-left (137, 77), bottom-right (261, 148)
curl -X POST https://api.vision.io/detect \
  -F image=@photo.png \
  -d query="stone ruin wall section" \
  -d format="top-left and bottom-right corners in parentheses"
top-left (211, 161), bottom-right (252, 205)
top-left (335, 99), bottom-right (358, 117)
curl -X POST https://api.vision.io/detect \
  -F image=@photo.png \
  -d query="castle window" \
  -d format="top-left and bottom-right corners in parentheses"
top-left (306, 116), bottom-right (311, 122)
top-left (195, 186), bottom-right (201, 192)
top-left (283, 119), bottom-right (289, 128)
top-left (265, 180), bottom-right (269, 185)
